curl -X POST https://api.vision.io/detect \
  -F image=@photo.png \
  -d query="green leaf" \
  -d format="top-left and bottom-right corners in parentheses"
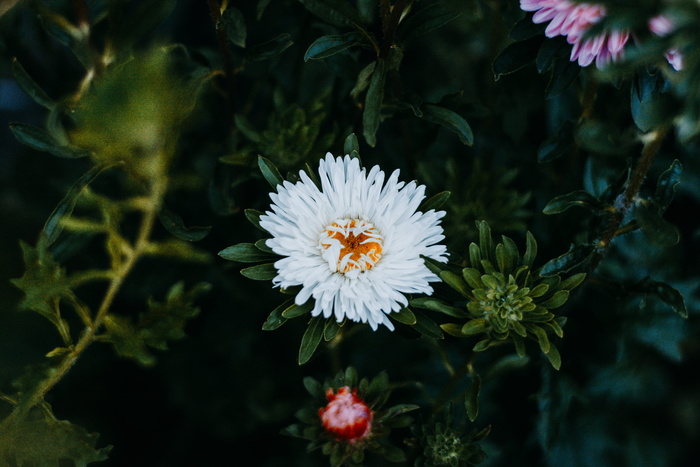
top-left (377, 404), bottom-right (420, 423)
top-left (12, 58), bottom-right (55, 109)
top-left (510, 17), bottom-right (546, 41)
top-left (398, 2), bottom-right (460, 41)
top-left (473, 339), bottom-right (491, 352)
top-left (410, 297), bottom-right (468, 318)
top-left (262, 299), bottom-right (293, 331)
top-left (411, 309), bottom-right (444, 339)
top-left (255, 238), bottom-right (276, 254)
top-left (523, 232), bottom-right (538, 268)
top-left (440, 270), bottom-right (470, 297)
top-left (544, 344), bottom-right (562, 370)
top-left (363, 59), bottom-right (385, 147)
top-left (545, 58), bottom-right (579, 98)
top-left (462, 267), bottom-right (483, 289)
top-left (343, 132), bottom-right (361, 158)
top-left (537, 121), bottom-right (575, 163)
top-left (461, 318), bottom-right (489, 336)
top-left (540, 290), bottom-right (569, 309)
top-left (240, 263), bottom-right (278, 280)
top-left (0, 407), bottom-right (111, 466)
top-left (10, 123), bottom-right (90, 158)
top-left (219, 243), bottom-right (276, 263)
top-left (630, 70), bottom-right (674, 132)
top-left (558, 272), bottom-right (586, 291)
top-left (350, 61), bottom-right (377, 100)
top-left (635, 199), bottom-right (680, 246)
top-left (421, 104), bottom-right (473, 146)
top-left (258, 155), bottom-right (285, 189)
top-left (539, 243), bottom-right (595, 276)
top-left (655, 159), bottom-right (682, 211)
top-left (543, 190), bottom-right (608, 215)
top-left (303, 376), bottom-right (325, 399)
top-left (244, 209), bottom-right (268, 232)
top-left (633, 279), bottom-right (688, 319)
top-left (43, 163), bottom-right (113, 246)
top-left (299, 316), bottom-right (325, 365)
top-left (304, 32), bottom-right (365, 61)
top-left (298, 0), bottom-right (362, 28)
top-left (536, 36), bottom-right (569, 73)
top-left (324, 318), bottom-right (341, 341)
top-left (465, 375), bottom-right (481, 422)
top-left (440, 323), bottom-right (465, 337)
top-left (390, 307), bottom-right (417, 325)
top-left (365, 371), bottom-right (389, 407)
top-left (281, 300), bottom-right (314, 319)
top-left (245, 33), bottom-right (294, 62)
top-left (220, 6), bottom-right (246, 48)
top-left (418, 191), bottom-right (450, 212)
top-left (158, 206), bottom-right (211, 242)
top-left (493, 37), bottom-right (542, 80)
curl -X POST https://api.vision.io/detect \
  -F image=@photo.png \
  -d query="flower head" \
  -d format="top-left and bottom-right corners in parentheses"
top-left (319, 386), bottom-right (373, 443)
top-left (649, 15), bottom-right (683, 71)
top-left (259, 153), bottom-right (448, 331)
top-left (520, 0), bottom-right (629, 67)
top-left (414, 408), bottom-right (490, 467)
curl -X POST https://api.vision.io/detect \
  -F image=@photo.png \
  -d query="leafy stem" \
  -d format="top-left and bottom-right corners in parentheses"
top-left (0, 172), bottom-right (167, 428)
top-left (379, 0), bottom-right (408, 60)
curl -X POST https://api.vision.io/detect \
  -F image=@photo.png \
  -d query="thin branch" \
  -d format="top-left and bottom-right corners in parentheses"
top-left (207, 0), bottom-right (237, 115)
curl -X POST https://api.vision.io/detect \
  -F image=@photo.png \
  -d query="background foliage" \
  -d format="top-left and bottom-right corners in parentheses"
top-left (0, 0), bottom-right (698, 465)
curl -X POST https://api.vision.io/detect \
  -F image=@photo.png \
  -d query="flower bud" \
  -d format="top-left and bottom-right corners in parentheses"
top-left (318, 386), bottom-right (372, 443)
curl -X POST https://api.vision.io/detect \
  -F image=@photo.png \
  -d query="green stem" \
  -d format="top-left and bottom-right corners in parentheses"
top-left (0, 175), bottom-right (166, 428)
top-left (379, 0), bottom-right (408, 60)
top-left (432, 353), bottom-right (476, 414)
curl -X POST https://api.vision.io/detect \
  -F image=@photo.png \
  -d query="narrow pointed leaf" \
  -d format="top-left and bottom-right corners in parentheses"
top-left (258, 156), bottom-right (285, 189)
top-left (262, 299), bottom-right (293, 331)
top-left (363, 59), bottom-right (385, 147)
top-left (421, 104), bottom-right (473, 146)
top-left (465, 375), bottom-right (481, 422)
top-left (298, 316), bottom-right (325, 365)
top-left (418, 191), bottom-right (450, 212)
top-left (12, 58), bottom-right (55, 109)
top-left (240, 263), bottom-right (277, 280)
top-left (10, 123), bottom-right (90, 158)
top-left (158, 206), bottom-right (211, 242)
top-left (219, 243), bottom-right (276, 262)
top-left (390, 307), bottom-right (416, 325)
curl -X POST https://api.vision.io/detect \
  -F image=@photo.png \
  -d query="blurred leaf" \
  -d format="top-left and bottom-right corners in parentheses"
top-left (0, 408), bottom-right (111, 466)
top-left (633, 279), bottom-right (688, 319)
top-left (543, 190), bottom-right (608, 215)
top-left (421, 104), bottom-right (474, 146)
top-left (298, 0), bottom-right (362, 28)
top-left (304, 32), bottom-right (365, 61)
top-left (218, 243), bottom-right (276, 262)
top-left (298, 316), bottom-right (325, 365)
top-left (537, 122), bottom-right (575, 163)
top-left (540, 244), bottom-right (595, 276)
top-left (220, 6), bottom-right (246, 48)
top-left (363, 59), bottom-right (385, 147)
top-left (630, 70), bottom-right (674, 132)
top-left (158, 206), bottom-right (211, 242)
top-left (350, 61), bottom-right (377, 100)
top-left (544, 345), bottom-right (561, 370)
top-left (398, 1), bottom-right (460, 41)
top-left (10, 123), bottom-right (90, 158)
top-left (493, 37), bottom-right (542, 80)
top-left (655, 159), bottom-right (681, 211)
top-left (245, 33), bottom-right (294, 62)
top-left (12, 58), bottom-right (55, 109)
top-left (376, 404), bottom-right (419, 423)
top-left (410, 297), bottom-right (468, 318)
top-left (419, 191), bottom-right (450, 212)
top-left (536, 37), bottom-right (568, 73)
top-left (635, 200), bottom-right (680, 246)
top-left (240, 263), bottom-right (278, 280)
top-left (465, 375), bottom-right (481, 422)
top-left (545, 58), bottom-right (579, 98)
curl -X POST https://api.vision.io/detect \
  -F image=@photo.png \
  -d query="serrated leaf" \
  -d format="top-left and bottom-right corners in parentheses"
top-left (363, 59), bottom-right (385, 147)
top-left (258, 155), bottom-right (285, 189)
top-left (0, 408), bottom-right (112, 466)
top-left (220, 6), bottom-right (246, 48)
top-left (262, 299), bottom-right (292, 331)
top-left (304, 32), bottom-right (365, 61)
top-left (298, 316), bottom-right (325, 365)
top-left (12, 58), bottom-right (55, 109)
top-left (493, 37), bottom-right (542, 80)
top-left (390, 307), bottom-right (416, 325)
top-left (240, 263), bottom-right (278, 280)
top-left (465, 375), bottom-right (481, 422)
top-left (10, 123), bottom-right (90, 158)
top-left (245, 33), bottom-right (293, 62)
top-left (218, 243), bottom-right (276, 262)
top-left (421, 104), bottom-right (473, 146)
top-left (543, 190), bottom-right (608, 215)
top-left (158, 206), bottom-right (211, 242)
top-left (418, 191), bottom-right (450, 212)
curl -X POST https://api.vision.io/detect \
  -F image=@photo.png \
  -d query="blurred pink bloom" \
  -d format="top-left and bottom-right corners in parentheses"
top-left (649, 15), bottom-right (683, 71)
top-left (520, 0), bottom-right (629, 67)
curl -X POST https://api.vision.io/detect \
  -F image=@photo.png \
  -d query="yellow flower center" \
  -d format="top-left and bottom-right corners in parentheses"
top-left (320, 219), bottom-right (383, 274)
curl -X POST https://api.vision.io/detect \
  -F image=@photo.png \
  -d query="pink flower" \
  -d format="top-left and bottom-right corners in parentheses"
top-left (520, 0), bottom-right (629, 67)
top-left (318, 386), bottom-right (373, 443)
top-left (649, 15), bottom-right (683, 71)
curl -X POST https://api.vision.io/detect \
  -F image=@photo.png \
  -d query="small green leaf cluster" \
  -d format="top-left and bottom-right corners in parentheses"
top-left (413, 404), bottom-right (490, 467)
top-left (423, 221), bottom-right (585, 370)
top-left (283, 367), bottom-right (418, 467)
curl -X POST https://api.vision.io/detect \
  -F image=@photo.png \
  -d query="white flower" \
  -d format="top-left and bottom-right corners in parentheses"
top-left (259, 153), bottom-right (448, 331)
